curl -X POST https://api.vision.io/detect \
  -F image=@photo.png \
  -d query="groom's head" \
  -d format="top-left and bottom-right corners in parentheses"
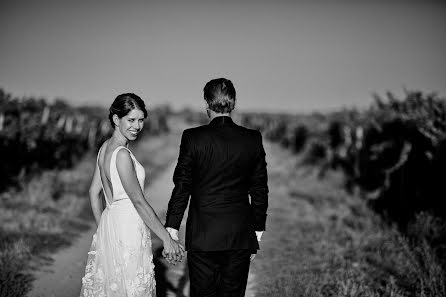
top-left (203, 78), bottom-right (236, 114)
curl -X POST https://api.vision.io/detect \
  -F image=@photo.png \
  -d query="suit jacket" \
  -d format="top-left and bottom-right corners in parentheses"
top-left (165, 116), bottom-right (268, 251)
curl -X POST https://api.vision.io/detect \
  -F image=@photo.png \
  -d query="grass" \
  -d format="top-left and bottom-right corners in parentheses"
top-left (0, 128), bottom-right (184, 297)
top-left (0, 153), bottom-right (95, 297)
top-left (251, 141), bottom-right (446, 297)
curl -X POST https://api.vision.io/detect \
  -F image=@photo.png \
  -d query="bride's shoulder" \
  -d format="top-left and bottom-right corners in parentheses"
top-left (115, 145), bottom-right (132, 155)
top-left (115, 147), bottom-right (137, 174)
top-left (115, 146), bottom-right (133, 162)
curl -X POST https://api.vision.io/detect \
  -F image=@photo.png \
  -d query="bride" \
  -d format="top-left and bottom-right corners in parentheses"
top-left (80, 93), bottom-right (184, 297)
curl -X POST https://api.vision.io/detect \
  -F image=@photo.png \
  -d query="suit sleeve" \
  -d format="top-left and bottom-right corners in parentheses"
top-left (165, 130), bottom-right (193, 229)
top-left (249, 131), bottom-right (269, 231)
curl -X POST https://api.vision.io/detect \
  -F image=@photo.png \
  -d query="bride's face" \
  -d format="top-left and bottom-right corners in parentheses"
top-left (116, 108), bottom-right (145, 141)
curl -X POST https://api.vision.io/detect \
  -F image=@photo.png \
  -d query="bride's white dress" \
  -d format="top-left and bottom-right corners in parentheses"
top-left (80, 146), bottom-right (156, 297)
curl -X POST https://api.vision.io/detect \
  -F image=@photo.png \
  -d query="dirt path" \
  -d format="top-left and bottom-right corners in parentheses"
top-left (28, 222), bottom-right (96, 297)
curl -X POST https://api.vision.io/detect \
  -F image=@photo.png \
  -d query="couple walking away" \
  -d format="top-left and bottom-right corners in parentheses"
top-left (79, 78), bottom-right (269, 297)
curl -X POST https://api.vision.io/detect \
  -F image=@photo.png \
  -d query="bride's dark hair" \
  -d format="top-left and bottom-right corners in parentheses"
top-left (109, 93), bottom-right (148, 128)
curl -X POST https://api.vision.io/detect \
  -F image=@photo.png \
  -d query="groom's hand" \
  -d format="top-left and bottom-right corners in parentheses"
top-left (173, 242), bottom-right (185, 263)
top-left (250, 230), bottom-right (263, 261)
top-left (162, 249), bottom-right (182, 265)
top-left (162, 238), bottom-right (185, 265)
top-left (162, 249), bottom-right (180, 265)
top-left (163, 245), bottom-right (185, 265)
top-left (163, 227), bottom-right (184, 264)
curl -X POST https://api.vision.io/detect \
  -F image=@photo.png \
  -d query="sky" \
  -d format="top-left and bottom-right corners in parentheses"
top-left (1, 0), bottom-right (445, 113)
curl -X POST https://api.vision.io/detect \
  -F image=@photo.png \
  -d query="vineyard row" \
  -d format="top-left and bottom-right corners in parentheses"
top-left (0, 89), bottom-right (169, 191)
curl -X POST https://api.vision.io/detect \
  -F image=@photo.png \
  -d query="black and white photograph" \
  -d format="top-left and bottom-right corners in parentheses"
top-left (1, 0), bottom-right (445, 296)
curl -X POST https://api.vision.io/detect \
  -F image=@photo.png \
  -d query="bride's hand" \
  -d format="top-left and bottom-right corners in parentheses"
top-left (163, 242), bottom-right (184, 264)
top-left (162, 237), bottom-right (185, 264)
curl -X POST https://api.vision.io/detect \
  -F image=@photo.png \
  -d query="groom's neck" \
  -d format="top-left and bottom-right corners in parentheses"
top-left (208, 110), bottom-right (231, 121)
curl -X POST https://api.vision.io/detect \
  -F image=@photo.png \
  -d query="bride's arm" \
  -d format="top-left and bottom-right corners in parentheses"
top-left (89, 164), bottom-right (104, 226)
top-left (116, 149), bottom-right (185, 262)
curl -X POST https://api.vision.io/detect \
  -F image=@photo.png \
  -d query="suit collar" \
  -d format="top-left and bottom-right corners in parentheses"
top-left (209, 116), bottom-right (235, 127)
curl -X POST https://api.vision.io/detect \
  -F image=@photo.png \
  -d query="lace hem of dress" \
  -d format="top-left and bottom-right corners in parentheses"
top-left (80, 230), bottom-right (156, 297)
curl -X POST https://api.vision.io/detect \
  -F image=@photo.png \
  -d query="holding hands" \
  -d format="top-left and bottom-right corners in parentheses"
top-left (162, 231), bottom-right (185, 265)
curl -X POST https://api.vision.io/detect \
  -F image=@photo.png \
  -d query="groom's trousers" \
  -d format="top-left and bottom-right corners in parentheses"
top-left (188, 249), bottom-right (251, 297)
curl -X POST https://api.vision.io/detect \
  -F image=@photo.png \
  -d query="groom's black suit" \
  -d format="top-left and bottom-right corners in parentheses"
top-left (166, 116), bottom-right (268, 296)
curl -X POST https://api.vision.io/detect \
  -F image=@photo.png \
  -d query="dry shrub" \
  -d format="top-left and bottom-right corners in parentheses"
top-left (0, 237), bottom-right (33, 297)
top-left (407, 212), bottom-right (446, 245)
top-left (362, 224), bottom-right (446, 297)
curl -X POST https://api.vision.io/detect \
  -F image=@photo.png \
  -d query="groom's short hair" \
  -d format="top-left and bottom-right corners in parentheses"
top-left (203, 78), bottom-right (236, 114)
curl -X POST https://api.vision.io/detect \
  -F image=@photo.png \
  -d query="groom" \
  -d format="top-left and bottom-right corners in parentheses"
top-left (165, 78), bottom-right (269, 297)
